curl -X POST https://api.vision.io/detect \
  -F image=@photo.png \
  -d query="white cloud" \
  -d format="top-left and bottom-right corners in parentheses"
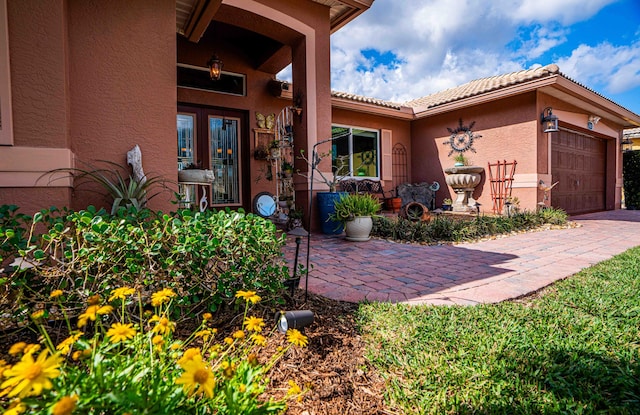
top-left (276, 0), bottom-right (638, 110)
top-left (556, 41), bottom-right (640, 94)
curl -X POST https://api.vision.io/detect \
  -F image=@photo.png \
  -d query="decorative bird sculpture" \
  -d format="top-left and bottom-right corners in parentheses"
top-left (538, 180), bottom-right (559, 204)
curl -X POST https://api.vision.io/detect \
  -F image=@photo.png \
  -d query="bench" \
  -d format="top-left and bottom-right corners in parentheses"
top-left (339, 178), bottom-right (387, 199)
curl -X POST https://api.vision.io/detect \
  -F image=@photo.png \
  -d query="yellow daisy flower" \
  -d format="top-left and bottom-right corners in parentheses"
top-left (151, 288), bottom-right (176, 307)
top-left (96, 305), bottom-right (113, 315)
top-left (0, 350), bottom-right (62, 398)
top-left (108, 286), bottom-right (136, 302)
top-left (244, 316), bottom-right (265, 332)
top-left (202, 312), bottom-right (212, 321)
top-left (106, 323), bottom-right (137, 343)
top-left (77, 305), bottom-right (100, 328)
top-left (30, 310), bottom-right (45, 320)
top-left (232, 330), bottom-right (245, 340)
top-left (152, 335), bottom-right (165, 346)
top-left (175, 355), bottom-right (215, 398)
top-left (286, 329), bottom-right (308, 347)
top-left (3, 401), bottom-right (26, 415)
top-left (8, 342), bottom-right (27, 356)
top-left (177, 348), bottom-right (201, 366)
top-left (23, 344), bottom-right (40, 355)
top-left (52, 395), bottom-right (78, 415)
top-left (223, 337), bottom-right (233, 346)
top-left (194, 329), bottom-right (212, 341)
top-left (235, 290), bottom-right (261, 304)
top-left (150, 315), bottom-right (176, 335)
top-left (287, 380), bottom-right (302, 395)
top-left (250, 333), bottom-right (267, 347)
top-left (55, 333), bottom-right (82, 355)
top-left (49, 289), bottom-right (63, 299)
top-left (169, 342), bottom-right (182, 351)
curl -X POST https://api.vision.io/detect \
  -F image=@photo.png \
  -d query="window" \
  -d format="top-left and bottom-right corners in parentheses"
top-left (177, 64), bottom-right (246, 96)
top-left (331, 125), bottom-right (380, 179)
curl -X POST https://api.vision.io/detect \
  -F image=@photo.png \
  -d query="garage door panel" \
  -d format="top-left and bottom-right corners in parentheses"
top-left (551, 130), bottom-right (606, 215)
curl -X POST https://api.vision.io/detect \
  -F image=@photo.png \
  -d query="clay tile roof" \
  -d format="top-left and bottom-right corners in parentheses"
top-left (625, 127), bottom-right (640, 138)
top-left (331, 90), bottom-right (403, 110)
top-left (404, 64), bottom-right (561, 109)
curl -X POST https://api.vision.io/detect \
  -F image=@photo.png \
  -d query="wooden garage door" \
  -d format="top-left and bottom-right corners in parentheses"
top-left (551, 129), bottom-right (606, 215)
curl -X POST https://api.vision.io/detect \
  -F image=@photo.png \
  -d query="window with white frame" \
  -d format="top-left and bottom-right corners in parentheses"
top-left (331, 125), bottom-right (380, 179)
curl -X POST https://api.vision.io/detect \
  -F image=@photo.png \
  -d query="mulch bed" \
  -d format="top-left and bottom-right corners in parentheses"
top-left (265, 291), bottom-right (390, 415)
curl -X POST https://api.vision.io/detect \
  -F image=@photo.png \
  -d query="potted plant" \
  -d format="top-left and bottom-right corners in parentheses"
top-left (269, 140), bottom-right (281, 159)
top-left (298, 149), bottom-right (348, 234)
top-left (329, 193), bottom-right (381, 241)
top-left (453, 153), bottom-right (468, 167)
top-left (281, 161), bottom-right (294, 178)
top-left (442, 198), bottom-right (453, 211)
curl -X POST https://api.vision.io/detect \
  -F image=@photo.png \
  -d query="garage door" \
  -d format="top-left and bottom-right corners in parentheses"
top-left (551, 129), bottom-right (606, 215)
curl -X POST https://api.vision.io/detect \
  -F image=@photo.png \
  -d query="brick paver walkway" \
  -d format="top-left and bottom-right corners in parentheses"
top-left (283, 210), bottom-right (640, 305)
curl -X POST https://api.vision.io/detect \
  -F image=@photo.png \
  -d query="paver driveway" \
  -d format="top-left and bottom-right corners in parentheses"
top-left (283, 210), bottom-right (640, 305)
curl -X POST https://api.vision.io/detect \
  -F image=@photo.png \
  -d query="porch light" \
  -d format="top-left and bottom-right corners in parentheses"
top-left (540, 107), bottom-right (559, 133)
top-left (275, 310), bottom-right (314, 333)
top-left (207, 54), bottom-right (223, 81)
top-left (622, 135), bottom-right (634, 152)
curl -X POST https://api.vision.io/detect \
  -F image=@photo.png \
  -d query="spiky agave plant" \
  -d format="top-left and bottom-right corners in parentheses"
top-left (41, 160), bottom-right (171, 214)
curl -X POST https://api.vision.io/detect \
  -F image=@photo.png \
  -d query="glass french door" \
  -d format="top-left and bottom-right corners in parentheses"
top-left (209, 116), bottom-right (241, 205)
top-left (177, 105), bottom-right (245, 209)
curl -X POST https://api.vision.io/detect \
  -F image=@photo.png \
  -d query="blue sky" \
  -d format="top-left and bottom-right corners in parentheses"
top-left (323, 0), bottom-right (640, 115)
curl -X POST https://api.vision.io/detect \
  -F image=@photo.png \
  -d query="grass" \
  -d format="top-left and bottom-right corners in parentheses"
top-left (358, 246), bottom-right (640, 414)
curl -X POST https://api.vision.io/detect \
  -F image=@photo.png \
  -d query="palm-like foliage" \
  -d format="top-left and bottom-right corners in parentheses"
top-left (42, 160), bottom-right (170, 214)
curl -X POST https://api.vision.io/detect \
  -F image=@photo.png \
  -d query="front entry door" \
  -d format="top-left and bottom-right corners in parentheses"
top-left (177, 105), bottom-right (247, 209)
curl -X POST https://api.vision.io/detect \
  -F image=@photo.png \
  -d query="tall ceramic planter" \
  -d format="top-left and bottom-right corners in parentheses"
top-left (344, 216), bottom-right (373, 242)
top-left (317, 192), bottom-right (347, 234)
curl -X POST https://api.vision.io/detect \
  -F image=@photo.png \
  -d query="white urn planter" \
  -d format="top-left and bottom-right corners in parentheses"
top-left (178, 169), bottom-right (215, 184)
top-left (344, 216), bottom-right (373, 242)
top-left (444, 166), bottom-right (484, 212)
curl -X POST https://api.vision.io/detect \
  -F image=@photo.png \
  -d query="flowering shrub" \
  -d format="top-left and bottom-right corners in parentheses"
top-left (1, 206), bottom-right (289, 326)
top-left (0, 287), bottom-right (307, 414)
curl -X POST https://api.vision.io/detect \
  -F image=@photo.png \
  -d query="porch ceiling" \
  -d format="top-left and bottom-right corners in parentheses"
top-left (176, 0), bottom-right (372, 72)
top-left (176, 0), bottom-right (373, 37)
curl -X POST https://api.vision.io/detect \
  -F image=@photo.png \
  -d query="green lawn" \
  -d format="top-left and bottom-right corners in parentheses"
top-left (358, 246), bottom-right (640, 414)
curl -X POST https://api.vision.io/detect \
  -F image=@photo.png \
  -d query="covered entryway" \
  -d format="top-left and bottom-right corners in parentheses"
top-left (551, 129), bottom-right (606, 215)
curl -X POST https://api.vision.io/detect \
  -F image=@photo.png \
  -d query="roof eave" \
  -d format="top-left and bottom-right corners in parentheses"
top-left (332, 97), bottom-right (415, 120)
top-left (412, 74), bottom-right (640, 128)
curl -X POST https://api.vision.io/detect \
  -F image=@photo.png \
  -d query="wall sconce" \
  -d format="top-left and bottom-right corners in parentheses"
top-left (540, 107), bottom-right (559, 133)
top-left (621, 135), bottom-right (634, 152)
top-left (207, 54), bottom-right (223, 81)
top-left (275, 310), bottom-right (314, 333)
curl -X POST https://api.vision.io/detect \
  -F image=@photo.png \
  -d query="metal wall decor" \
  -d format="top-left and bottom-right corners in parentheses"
top-left (443, 119), bottom-right (482, 156)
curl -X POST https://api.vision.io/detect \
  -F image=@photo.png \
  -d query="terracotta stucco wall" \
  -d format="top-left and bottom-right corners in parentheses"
top-left (1, 0), bottom-right (71, 212)
top-left (2, 0), bottom-right (177, 214)
top-left (411, 93), bottom-right (540, 212)
top-left (68, 0), bottom-right (177, 212)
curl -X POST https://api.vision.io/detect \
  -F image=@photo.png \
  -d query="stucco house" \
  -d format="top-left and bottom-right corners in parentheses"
top-left (1, 0), bottom-right (639, 228)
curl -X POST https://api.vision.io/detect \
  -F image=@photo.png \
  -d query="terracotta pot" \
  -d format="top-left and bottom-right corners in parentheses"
top-left (385, 197), bottom-right (402, 213)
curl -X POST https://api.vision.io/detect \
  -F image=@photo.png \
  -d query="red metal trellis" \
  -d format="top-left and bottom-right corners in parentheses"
top-left (488, 160), bottom-right (517, 214)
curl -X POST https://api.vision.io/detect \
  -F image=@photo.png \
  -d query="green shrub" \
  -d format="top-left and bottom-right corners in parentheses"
top-left (372, 208), bottom-right (568, 244)
top-left (2, 206), bottom-right (289, 325)
top-left (623, 150), bottom-right (640, 209)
